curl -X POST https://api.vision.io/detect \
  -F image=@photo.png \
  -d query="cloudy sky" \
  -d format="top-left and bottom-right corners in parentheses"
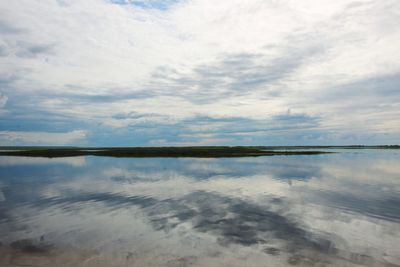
top-left (0, 0), bottom-right (399, 146)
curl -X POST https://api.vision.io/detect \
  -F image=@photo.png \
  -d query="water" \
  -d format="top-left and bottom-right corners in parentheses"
top-left (0, 150), bottom-right (399, 267)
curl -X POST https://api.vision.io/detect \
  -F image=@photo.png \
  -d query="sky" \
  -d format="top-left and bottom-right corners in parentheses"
top-left (0, 0), bottom-right (399, 146)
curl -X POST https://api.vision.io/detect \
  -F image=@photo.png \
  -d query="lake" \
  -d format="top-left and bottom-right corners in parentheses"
top-left (0, 149), bottom-right (399, 266)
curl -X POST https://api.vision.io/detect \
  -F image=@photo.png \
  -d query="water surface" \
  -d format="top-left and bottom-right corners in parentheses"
top-left (0, 150), bottom-right (399, 266)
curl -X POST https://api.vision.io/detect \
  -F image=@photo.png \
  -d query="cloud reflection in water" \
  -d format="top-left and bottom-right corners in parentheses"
top-left (0, 151), bottom-right (399, 266)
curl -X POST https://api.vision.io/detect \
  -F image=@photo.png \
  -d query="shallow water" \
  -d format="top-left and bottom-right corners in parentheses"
top-left (0, 150), bottom-right (399, 267)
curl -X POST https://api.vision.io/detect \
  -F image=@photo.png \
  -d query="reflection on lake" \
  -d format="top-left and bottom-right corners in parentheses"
top-left (0, 150), bottom-right (399, 267)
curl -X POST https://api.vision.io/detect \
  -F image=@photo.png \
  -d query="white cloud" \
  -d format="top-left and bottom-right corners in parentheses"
top-left (0, 130), bottom-right (88, 145)
top-left (0, 0), bottom-right (399, 144)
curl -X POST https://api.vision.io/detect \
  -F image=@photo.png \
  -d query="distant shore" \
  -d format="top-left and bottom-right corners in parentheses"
top-left (0, 145), bottom-right (398, 158)
top-left (0, 146), bottom-right (335, 158)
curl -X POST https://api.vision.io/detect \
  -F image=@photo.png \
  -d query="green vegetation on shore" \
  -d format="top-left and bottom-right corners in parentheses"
top-left (0, 145), bottom-right (397, 158)
top-left (0, 146), bottom-right (333, 158)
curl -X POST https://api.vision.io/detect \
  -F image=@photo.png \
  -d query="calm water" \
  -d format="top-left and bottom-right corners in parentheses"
top-left (0, 150), bottom-right (399, 267)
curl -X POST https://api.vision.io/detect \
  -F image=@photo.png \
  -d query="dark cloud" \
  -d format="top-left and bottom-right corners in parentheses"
top-left (0, 19), bottom-right (25, 34)
top-left (148, 48), bottom-right (322, 104)
top-left (0, 91), bottom-right (90, 132)
top-left (309, 73), bottom-right (400, 120)
top-left (97, 113), bottom-right (321, 146)
top-left (10, 238), bottom-right (53, 254)
top-left (15, 43), bottom-right (54, 58)
top-left (0, 93), bottom-right (7, 108)
top-left (321, 74), bottom-right (400, 101)
top-left (0, 16), bottom-right (53, 59)
top-left (59, 89), bottom-right (155, 102)
top-left (111, 111), bottom-right (168, 121)
top-left (0, 74), bottom-right (19, 88)
top-left (179, 113), bottom-right (320, 135)
top-left (0, 43), bottom-right (10, 57)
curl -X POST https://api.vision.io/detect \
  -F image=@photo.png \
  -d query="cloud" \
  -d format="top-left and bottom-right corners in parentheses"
top-left (0, 0), bottom-right (399, 145)
top-left (15, 43), bottom-right (54, 58)
top-left (0, 93), bottom-right (7, 116)
top-left (147, 47), bottom-right (322, 103)
top-left (149, 137), bottom-right (233, 146)
top-left (0, 19), bottom-right (25, 35)
top-left (0, 130), bottom-right (88, 145)
top-left (109, 0), bottom-right (179, 10)
top-left (0, 93), bottom-right (7, 108)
